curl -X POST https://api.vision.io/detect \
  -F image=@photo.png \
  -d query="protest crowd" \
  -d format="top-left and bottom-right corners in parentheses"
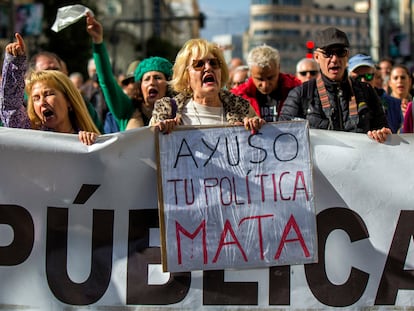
top-left (3, 6), bottom-right (414, 145)
top-left (1, 4), bottom-right (414, 310)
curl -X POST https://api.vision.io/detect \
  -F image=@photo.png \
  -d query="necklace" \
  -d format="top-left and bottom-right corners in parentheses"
top-left (191, 100), bottom-right (224, 125)
top-left (192, 100), bottom-right (202, 125)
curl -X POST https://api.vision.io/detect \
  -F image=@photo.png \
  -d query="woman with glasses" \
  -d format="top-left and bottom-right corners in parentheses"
top-left (279, 27), bottom-right (391, 143)
top-left (150, 38), bottom-right (265, 134)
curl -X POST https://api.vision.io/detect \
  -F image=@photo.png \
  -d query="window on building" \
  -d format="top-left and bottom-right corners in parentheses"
top-left (253, 13), bottom-right (300, 22)
top-left (252, 0), bottom-right (302, 5)
top-left (336, 16), bottom-right (341, 25)
top-left (351, 18), bottom-right (357, 26)
top-left (278, 0), bottom-right (301, 5)
top-left (252, 0), bottom-right (271, 4)
top-left (319, 15), bottom-right (325, 24)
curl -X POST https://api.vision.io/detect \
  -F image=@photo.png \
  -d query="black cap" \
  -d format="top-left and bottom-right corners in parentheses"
top-left (315, 27), bottom-right (350, 49)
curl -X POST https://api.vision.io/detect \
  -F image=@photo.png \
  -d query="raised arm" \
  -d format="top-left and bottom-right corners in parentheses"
top-left (85, 12), bottom-right (103, 44)
top-left (85, 12), bottom-right (134, 130)
top-left (0, 33), bottom-right (31, 129)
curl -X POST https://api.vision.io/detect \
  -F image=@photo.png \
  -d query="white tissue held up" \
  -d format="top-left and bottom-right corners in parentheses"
top-left (51, 4), bottom-right (94, 32)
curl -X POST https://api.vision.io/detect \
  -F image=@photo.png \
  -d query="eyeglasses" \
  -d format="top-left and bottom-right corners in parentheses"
top-left (317, 48), bottom-right (348, 58)
top-left (191, 58), bottom-right (220, 71)
top-left (299, 70), bottom-right (318, 77)
top-left (355, 73), bottom-right (374, 82)
top-left (121, 77), bottom-right (135, 86)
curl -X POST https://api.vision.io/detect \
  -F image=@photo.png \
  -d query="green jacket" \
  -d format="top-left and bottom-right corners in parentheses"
top-left (92, 43), bottom-right (134, 131)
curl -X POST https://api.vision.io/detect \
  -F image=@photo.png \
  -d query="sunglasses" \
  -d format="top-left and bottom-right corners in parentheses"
top-left (317, 48), bottom-right (348, 58)
top-left (191, 58), bottom-right (220, 71)
top-left (121, 77), bottom-right (135, 86)
top-left (299, 70), bottom-right (318, 77)
top-left (355, 73), bottom-right (374, 82)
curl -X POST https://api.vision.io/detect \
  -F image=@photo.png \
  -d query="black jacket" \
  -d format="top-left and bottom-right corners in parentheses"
top-left (279, 73), bottom-right (388, 133)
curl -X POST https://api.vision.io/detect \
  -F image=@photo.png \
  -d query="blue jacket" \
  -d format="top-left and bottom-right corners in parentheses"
top-left (376, 89), bottom-right (403, 133)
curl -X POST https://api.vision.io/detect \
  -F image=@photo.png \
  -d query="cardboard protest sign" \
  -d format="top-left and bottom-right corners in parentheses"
top-left (157, 121), bottom-right (317, 272)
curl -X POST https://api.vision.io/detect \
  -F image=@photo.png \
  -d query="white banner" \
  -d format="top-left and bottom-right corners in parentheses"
top-left (0, 125), bottom-right (413, 310)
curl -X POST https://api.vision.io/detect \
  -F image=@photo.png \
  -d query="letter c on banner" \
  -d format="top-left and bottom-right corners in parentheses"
top-left (304, 207), bottom-right (370, 307)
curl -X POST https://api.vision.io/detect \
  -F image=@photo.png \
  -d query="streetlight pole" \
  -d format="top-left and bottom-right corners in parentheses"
top-left (410, 0), bottom-right (413, 60)
top-left (380, 0), bottom-right (392, 59)
top-left (370, 0), bottom-right (380, 61)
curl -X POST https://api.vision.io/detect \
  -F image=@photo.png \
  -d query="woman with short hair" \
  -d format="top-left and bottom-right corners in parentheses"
top-left (150, 38), bottom-right (265, 134)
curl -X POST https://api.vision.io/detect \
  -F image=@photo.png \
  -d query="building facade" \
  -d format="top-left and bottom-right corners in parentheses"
top-left (211, 34), bottom-right (244, 65)
top-left (248, 0), bottom-right (370, 73)
top-left (97, 0), bottom-right (201, 74)
top-left (1, 0), bottom-right (413, 75)
top-left (373, 0), bottom-right (413, 63)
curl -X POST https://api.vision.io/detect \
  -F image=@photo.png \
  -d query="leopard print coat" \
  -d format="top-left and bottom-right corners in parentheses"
top-left (149, 89), bottom-right (256, 125)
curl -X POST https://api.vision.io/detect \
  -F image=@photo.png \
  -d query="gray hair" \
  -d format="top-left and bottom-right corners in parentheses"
top-left (233, 65), bottom-right (249, 74)
top-left (247, 44), bottom-right (280, 69)
top-left (87, 58), bottom-right (96, 69)
top-left (69, 71), bottom-right (84, 80)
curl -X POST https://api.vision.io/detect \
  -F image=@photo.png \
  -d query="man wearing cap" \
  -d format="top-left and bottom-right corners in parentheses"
top-left (86, 12), bottom-right (173, 131)
top-left (279, 27), bottom-right (391, 143)
top-left (348, 54), bottom-right (402, 133)
top-left (120, 60), bottom-right (140, 96)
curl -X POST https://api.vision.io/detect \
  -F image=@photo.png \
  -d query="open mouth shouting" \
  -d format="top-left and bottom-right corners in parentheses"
top-left (329, 65), bottom-right (341, 74)
top-left (203, 73), bottom-right (216, 86)
top-left (147, 87), bottom-right (159, 99)
top-left (42, 108), bottom-right (55, 121)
